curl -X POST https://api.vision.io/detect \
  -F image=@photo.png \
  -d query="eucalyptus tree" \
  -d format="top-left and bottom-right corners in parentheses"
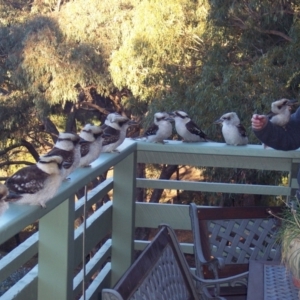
top-left (1, 0), bottom-right (299, 206)
top-left (0, 0), bottom-right (138, 178)
top-left (183, 0), bottom-right (300, 205)
top-left (110, 0), bottom-right (300, 205)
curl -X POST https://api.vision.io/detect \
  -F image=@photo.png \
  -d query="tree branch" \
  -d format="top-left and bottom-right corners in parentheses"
top-left (56, 0), bottom-right (62, 12)
top-left (255, 28), bottom-right (293, 42)
top-left (79, 102), bottom-right (110, 115)
top-left (0, 143), bottom-right (22, 156)
top-left (20, 139), bottom-right (40, 162)
top-left (0, 160), bottom-right (34, 168)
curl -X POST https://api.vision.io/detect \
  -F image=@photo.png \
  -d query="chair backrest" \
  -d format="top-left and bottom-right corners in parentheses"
top-left (102, 225), bottom-right (199, 300)
top-left (189, 203), bottom-right (283, 278)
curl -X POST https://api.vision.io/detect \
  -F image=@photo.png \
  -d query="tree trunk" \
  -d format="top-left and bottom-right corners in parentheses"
top-left (42, 117), bottom-right (59, 143)
top-left (149, 164), bottom-right (178, 203)
top-left (65, 103), bottom-right (78, 132)
top-left (136, 163), bottom-right (146, 202)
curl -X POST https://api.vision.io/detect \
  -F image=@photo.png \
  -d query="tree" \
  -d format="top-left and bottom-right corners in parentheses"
top-left (1, 0), bottom-right (300, 206)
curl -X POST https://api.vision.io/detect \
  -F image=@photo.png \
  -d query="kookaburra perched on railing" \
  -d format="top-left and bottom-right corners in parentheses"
top-left (0, 183), bottom-right (9, 217)
top-left (43, 132), bottom-right (81, 180)
top-left (169, 110), bottom-right (209, 142)
top-left (101, 113), bottom-right (137, 152)
top-left (135, 112), bottom-right (173, 144)
top-left (78, 124), bottom-right (105, 167)
top-left (214, 112), bottom-right (248, 146)
top-left (5, 155), bottom-right (64, 208)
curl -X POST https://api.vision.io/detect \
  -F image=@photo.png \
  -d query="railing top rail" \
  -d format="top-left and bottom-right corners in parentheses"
top-left (136, 140), bottom-right (300, 159)
top-left (0, 141), bottom-right (136, 244)
top-left (1, 138), bottom-right (299, 245)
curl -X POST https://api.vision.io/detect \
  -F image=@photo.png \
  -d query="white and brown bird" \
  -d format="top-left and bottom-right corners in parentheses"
top-left (214, 112), bottom-right (248, 146)
top-left (100, 112), bottom-right (123, 131)
top-left (5, 155), bottom-right (64, 207)
top-left (137, 112), bottom-right (173, 143)
top-left (78, 124), bottom-right (105, 167)
top-left (101, 114), bottom-right (137, 152)
top-left (268, 98), bottom-right (298, 127)
top-left (0, 183), bottom-right (9, 217)
top-left (169, 110), bottom-right (208, 142)
top-left (43, 132), bottom-right (81, 180)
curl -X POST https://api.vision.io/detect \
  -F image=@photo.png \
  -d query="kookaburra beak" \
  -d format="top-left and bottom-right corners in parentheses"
top-left (287, 99), bottom-right (298, 106)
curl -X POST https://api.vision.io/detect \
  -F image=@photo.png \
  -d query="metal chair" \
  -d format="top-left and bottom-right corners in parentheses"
top-left (102, 224), bottom-right (250, 300)
top-left (102, 224), bottom-right (199, 300)
top-left (189, 203), bottom-right (283, 299)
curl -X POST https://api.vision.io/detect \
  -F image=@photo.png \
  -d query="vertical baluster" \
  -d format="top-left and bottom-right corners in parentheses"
top-left (291, 158), bottom-right (300, 198)
top-left (111, 151), bottom-right (137, 286)
top-left (37, 197), bottom-right (75, 300)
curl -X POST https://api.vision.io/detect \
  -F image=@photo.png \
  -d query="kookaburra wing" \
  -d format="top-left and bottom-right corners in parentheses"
top-left (5, 155), bottom-right (63, 208)
top-left (214, 112), bottom-right (248, 146)
top-left (44, 132), bottom-right (81, 180)
top-left (138, 112), bottom-right (173, 143)
top-left (169, 110), bottom-right (208, 142)
top-left (79, 124), bottom-right (104, 167)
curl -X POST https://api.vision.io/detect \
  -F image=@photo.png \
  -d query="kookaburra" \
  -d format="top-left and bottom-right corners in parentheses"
top-left (5, 155), bottom-right (64, 208)
top-left (268, 98), bottom-right (298, 127)
top-left (169, 110), bottom-right (208, 142)
top-left (0, 183), bottom-right (9, 217)
top-left (44, 132), bottom-right (81, 180)
top-left (137, 112), bottom-right (173, 143)
top-left (101, 114), bottom-right (137, 152)
top-left (79, 124), bottom-right (104, 167)
top-left (214, 112), bottom-right (248, 146)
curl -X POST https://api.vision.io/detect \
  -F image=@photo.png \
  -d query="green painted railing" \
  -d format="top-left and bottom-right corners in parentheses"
top-left (0, 139), bottom-right (299, 300)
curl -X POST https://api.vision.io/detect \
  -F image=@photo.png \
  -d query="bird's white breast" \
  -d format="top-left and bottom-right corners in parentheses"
top-left (147, 121), bottom-right (172, 142)
top-left (222, 124), bottom-right (248, 146)
top-left (79, 139), bottom-right (103, 167)
top-left (270, 110), bottom-right (291, 126)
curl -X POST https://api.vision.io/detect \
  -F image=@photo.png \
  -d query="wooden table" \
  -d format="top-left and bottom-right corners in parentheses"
top-left (247, 260), bottom-right (299, 300)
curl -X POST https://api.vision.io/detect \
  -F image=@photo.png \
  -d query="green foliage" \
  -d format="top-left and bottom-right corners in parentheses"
top-left (1, 0), bottom-right (300, 194)
top-left (0, 92), bottom-right (36, 142)
top-left (110, 0), bottom-right (208, 101)
top-left (278, 200), bottom-right (300, 278)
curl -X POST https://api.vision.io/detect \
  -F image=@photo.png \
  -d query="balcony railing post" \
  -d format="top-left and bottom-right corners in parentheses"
top-left (37, 197), bottom-right (75, 300)
top-left (291, 158), bottom-right (300, 197)
top-left (111, 150), bottom-right (137, 286)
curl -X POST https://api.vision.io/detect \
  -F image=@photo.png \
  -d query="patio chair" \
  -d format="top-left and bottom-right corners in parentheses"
top-left (102, 224), bottom-right (248, 300)
top-left (189, 203), bottom-right (283, 299)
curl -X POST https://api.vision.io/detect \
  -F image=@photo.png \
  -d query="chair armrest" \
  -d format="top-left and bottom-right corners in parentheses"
top-left (202, 257), bottom-right (225, 271)
top-left (191, 271), bottom-right (249, 300)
